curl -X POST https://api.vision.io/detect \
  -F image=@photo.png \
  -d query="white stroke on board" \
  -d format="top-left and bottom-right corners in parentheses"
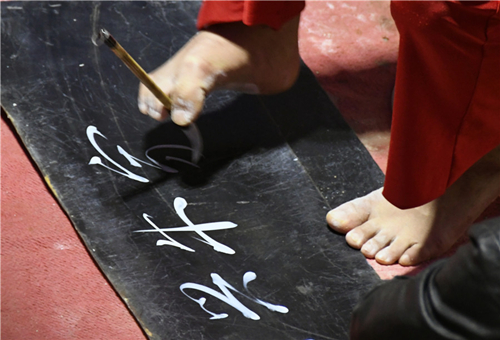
top-left (135, 197), bottom-right (238, 255)
top-left (180, 271), bottom-right (289, 320)
top-left (87, 125), bottom-right (157, 182)
top-left (86, 125), bottom-right (198, 182)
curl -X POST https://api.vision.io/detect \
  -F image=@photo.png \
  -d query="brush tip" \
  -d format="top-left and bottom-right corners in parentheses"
top-left (91, 28), bottom-right (110, 47)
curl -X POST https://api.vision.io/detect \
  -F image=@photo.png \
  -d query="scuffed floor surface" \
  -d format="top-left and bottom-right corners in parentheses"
top-left (2, 1), bottom-right (499, 339)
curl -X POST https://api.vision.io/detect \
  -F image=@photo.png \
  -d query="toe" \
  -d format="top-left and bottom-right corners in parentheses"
top-left (375, 237), bottom-right (414, 265)
top-left (345, 221), bottom-right (379, 249)
top-left (326, 196), bottom-right (371, 233)
top-left (360, 232), bottom-right (392, 258)
top-left (399, 244), bottom-right (434, 266)
top-left (138, 91), bottom-right (170, 121)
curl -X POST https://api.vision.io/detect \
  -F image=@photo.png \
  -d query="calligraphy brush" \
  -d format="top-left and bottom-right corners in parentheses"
top-left (92, 28), bottom-right (203, 163)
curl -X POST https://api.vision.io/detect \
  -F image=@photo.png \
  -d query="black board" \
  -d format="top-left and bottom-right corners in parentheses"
top-left (1, 2), bottom-right (384, 339)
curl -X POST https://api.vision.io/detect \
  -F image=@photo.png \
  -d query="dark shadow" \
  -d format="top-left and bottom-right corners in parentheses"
top-left (141, 93), bottom-right (282, 187)
top-left (128, 63), bottom-right (385, 202)
top-left (314, 62), bottom-right (396, 135)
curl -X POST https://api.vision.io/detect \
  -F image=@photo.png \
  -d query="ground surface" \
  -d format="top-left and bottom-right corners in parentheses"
top-left (2, 2), bottom-right (499, 339)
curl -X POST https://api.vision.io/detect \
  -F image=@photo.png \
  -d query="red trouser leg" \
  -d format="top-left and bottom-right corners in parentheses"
top-left (197, 1), bottom-right (305, 30)
top-left (384, 1), bottom-right (500, 209)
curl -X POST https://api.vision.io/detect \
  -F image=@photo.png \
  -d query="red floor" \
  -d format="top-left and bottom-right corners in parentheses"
top-left (2, 2), bottom-right (500, 339)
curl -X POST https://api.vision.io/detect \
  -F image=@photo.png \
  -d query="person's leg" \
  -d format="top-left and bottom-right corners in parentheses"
top-left (349, 216), bottom-right (500, 340)
top-left (327, 1), bottom-right (500, 265)
top-left (328, 144), bottom-right (500, 266)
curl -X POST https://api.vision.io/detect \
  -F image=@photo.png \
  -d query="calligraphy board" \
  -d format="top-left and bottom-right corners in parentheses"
top-left (1, 2), bottom-right (384, 339)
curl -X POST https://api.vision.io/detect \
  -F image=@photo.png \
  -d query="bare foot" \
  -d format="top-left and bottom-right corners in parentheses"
top-left (326, 145), bottom-right (500, 266)
top-left (138, 17), bottom-right (301, 126)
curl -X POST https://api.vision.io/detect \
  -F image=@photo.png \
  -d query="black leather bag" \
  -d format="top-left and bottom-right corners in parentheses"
top-left (350, 217), bottom-right (500, 340)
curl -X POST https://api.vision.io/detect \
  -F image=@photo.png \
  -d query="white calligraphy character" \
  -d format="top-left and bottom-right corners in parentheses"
top-left (135, 197), bottom-right (237, 255)
top-left (86, 125), bottom-right (198, 182)
top-left (180, 271), bottom-right (289, 320)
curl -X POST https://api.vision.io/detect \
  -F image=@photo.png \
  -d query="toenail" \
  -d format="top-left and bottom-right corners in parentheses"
top-left (172, 109), bottom-right (194, 126)
top-left (376, 252), bottom-right (391, 263)
top-left (328, 211), bottom-right (347, 228)
top-left (362, 243), bottom-right (374, 255)
top-left (148, 107), bottom-right (162, 120)
top-left (346, 230), bottom-right (361, 245)
top-left (400, 254), bottom-right (411, 264)
top-left (138, 102), bottom-right (147, 113)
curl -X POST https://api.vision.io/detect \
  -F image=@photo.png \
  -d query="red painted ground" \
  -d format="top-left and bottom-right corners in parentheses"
top-left (2, 2), bottom-right (499, 338)
top-left (299, 1), bottom-right (398, 173)
top-left (1, 117), bottom-right (146, 339)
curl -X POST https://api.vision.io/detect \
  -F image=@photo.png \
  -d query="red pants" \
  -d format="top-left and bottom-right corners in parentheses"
top-left (198, 1), bottom-right (500, 209)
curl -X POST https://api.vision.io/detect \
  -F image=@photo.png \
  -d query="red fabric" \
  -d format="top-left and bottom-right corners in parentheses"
top-left (198, 0), bottom-right (500, 209)
top-left (197, 1), bottom-right (305, 30)
top-left (384, 1), bottom-right (500, 208)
